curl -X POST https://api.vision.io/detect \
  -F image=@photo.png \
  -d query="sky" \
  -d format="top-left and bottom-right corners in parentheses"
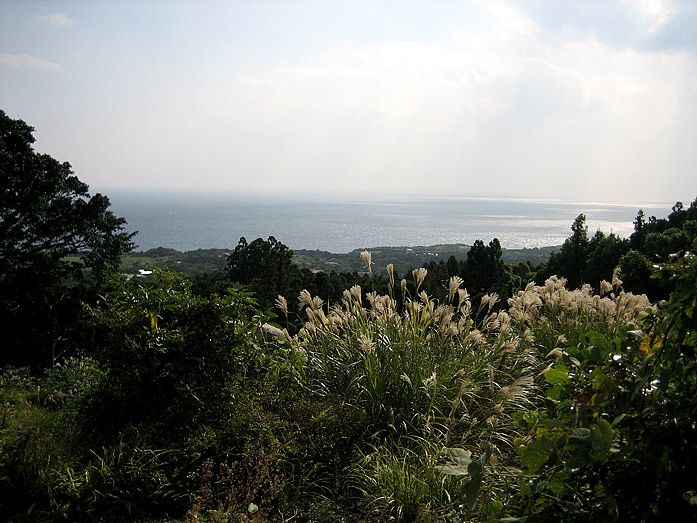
top-left (1, 0), bottom-right (696, 204)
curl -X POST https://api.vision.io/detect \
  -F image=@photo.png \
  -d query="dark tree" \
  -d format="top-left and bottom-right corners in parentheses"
top-left (585, 231), bottom-right (630, 290)
top-left (0, 110), bottom-right (135, 367)
top-left (463, 238), bottom-right (507, 302)
top-left (630, 209), bottom-right (647, 251)
top-left (537, 214), bottom-right (589, 289)
top-left (226, 236), bottom-right (303, 312)
top-left (0, 110), bottom-right (134, 282)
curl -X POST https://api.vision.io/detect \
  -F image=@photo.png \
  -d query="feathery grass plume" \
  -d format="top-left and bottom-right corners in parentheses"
top-left (434, 304), bottom-right (452, 325)
top-left (523, 328), bottom-right (535, 343)
top-left (361, 250), bottom-right (373, 275)
top-left (497, 342), bottom-right (517, 355)
top-left (342, 288), bottom-right (352, 307)
top-left (422, 371), bottom-right (437, 391)
top-left (350, 285), bottom-right (362, 306)
top-left (498, 310), bottom-right (511, 334)
top-left (478, 293), bottom-right (498, 315)
top-left (482, 311), bottom-right (499, 332)
top-left (412, 267), bottom-right (427, 294)
top-left (546, 347), bottom-right (564, 359)
top-left (418, 290), bottom-right (429, 304)
top-left (457, 288), bottom-right (469, 308)
top-left (387, 263), bottom-right (395, 291)
top-left (374, 295), bottom-right (396, 318)
top-left (448, 276), bottom-right (464, 304)
top-left (612, 266), bottom-right (623, 288)
top-left (464, 329), bottom-right (484, 346)
top-left (359, 333), bottom-right (374, 354)
top-left (298, 289), bottom-right (313, 311)
top-left (407, 300), bottom-right (424, 319)
top-left (275, 295), bottom-right (288, 316)
top-left (496, 375), bottom-right (534, 401)
top-left (401, 278), bottom-right (407, 304)
top-left (312, 296), bottom-right (324, 310)
top-left (450, 368), bottom-right (465, 382)
top-left (366, 291), bottom-right (380, 313)
top-left (600, 280), bottom-right (612, 295)
top-left (443, 323), bottom-right (458, 338)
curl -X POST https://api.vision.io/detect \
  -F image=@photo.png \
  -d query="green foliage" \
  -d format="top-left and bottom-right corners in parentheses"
top-left (0, 110), bottom-right (134, 369)
top-left (422, 239), bottom-right (527, 310)
top-left (348, 439), bottom-right (490, 521)
top-left (0, 110), bottom-right (134, 281)
top-left (84, 270), bottom-right (266, 442)
top-left (0, 398), bottom-right (82, 516)
top-left (4, 189), bottom-right (697, 521)
top-left (505, 254), bottom-right (697, 521)
top-left (226, 236), bottom-right (304, 312)
top-left (50, 444), bottom-right (191, 518)
top-left (538, 199), bottom-right (697, 299)
top-left (293, 244), bottom-right (557, 277)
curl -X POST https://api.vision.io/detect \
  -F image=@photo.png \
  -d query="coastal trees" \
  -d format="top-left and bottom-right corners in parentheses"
top-left (226, 236), bottom-right (304, 312)
top-left (584, 231), bottom-right (629, 289)
top-left (0, 110), bottom-right (134, 282)
top-left (536, 201), bottom-right (697, 298)
top-left (540, 214), bottom-right (590, 289)
top-left (0, 110), bottom-right (135, 367)
top-left (463, 238), bottom-right (509, 300)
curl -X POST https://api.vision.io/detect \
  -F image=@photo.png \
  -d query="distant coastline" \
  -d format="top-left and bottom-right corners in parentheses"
top-left (121, 243), bottom-right (561, 276)
top-left (107, 193), bottom-right (656, 254)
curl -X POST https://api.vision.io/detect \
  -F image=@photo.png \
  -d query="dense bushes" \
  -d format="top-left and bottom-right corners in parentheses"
top-left (2, 204), bottom-right (697, 521)
top-left (83, 270), bottom-right (267, 442)
top-left (504, 253), bottom-right (697, 521)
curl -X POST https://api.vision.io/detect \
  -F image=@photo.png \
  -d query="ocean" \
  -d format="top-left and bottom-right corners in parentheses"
top-left (105, 191), bottom-right (671, 253)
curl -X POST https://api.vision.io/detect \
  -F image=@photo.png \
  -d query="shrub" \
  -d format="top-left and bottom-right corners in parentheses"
top-left (83, 270), bottom-right (267, 443)
top-left (504, 254), bottom-right (697, 521)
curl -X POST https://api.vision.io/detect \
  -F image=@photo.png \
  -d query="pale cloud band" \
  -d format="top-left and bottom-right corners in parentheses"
top-left (0, 53), bottom-right (63, 72)
top-left (1, 0), bottom-right (694, 203)
top-left (35, 12), bottom-right (74, 26)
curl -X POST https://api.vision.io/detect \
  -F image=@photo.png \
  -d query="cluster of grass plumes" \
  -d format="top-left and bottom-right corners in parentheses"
top-left (508, 272), bottom-right (653, 349)
top-left (290, 273), bottom-right (537, 449)
top-left (273, 262), bottom-right (653, 520)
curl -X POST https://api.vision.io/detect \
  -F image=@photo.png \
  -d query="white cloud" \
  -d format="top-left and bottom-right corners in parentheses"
top-left (620, 0), bottom-right (677, 33)
top-left (24, 2), bottom-right (695, 202)
top-left (0, 53), bottom-right (64, 72)
top-left (35, 12), bottom-right (74, 26)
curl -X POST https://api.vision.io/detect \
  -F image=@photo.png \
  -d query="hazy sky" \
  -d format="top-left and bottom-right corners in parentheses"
top-left (1, 0), bottom-right (696, 203)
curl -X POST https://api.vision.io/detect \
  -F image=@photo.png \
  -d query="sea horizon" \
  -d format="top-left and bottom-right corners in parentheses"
top-left (103, 190), bottom-right (676, 254)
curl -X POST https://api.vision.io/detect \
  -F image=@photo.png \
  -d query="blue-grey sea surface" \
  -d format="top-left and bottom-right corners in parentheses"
top-left (105, 191), bottom-right (671, 253)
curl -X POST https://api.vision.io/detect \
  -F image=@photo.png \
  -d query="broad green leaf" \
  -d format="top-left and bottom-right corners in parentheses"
top-left (545, 384), bottom-right (566, 400)
top-left (570, 427), bottom-right (590, 440)
top-left (565, 441), bottom-right (591, 469)
top-left (547, 472), bottom-right (568, 496)
top-left (521, 437), bottom-right (553, 474)
top-left (438, 447), bottom-right (472, 475)
top-left (545, 365), bottom-right (570, 385)
top-left (465, 452), bottom-right (486, 509)
top-left (590, 419), bottom-right (614, 462)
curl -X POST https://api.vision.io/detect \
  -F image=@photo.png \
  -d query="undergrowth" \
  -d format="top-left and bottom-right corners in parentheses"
top-left (0, 258), bottom-right (665, 521)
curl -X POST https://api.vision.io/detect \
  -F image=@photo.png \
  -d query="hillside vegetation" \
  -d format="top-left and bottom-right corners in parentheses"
top-left (119, 244), bottom-right (558, 277)
top-left (3, 111), bottom-right (697, 521)
top-left (3, 247), bottom-right (696, 521)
